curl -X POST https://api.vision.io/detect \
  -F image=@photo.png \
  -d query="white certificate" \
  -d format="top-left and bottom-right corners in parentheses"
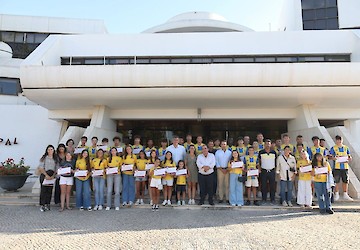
top-left (133, 148), bottom-right (141, 154)
top-left (74, 170), bottom-right (88, 177)
top-left (57, 167), bottom-right (71, 175)
top-left (300, 165), bottom-right (312, 173)
top-left (42, 178), bottom-right (56, 186)
top-left (146, 163), bottom-right (154, 170)
top-left (247, 169), bottom-right (259, 177)
top-left (106, 167), bottom-right (118, 175)
top-left (154, 168), bottom-right (166, 176)
top-left (176, 169), bottom-right (187, 176)
top-left (261, 158), bottom-right (275, 170)
top-left (231, 161), bottom-right (244, 168)
top-left (116, 147), bottom-right (123, 153)
top-left (74, 148), bottom-right (84, 154)
top-left (145, 151), bottom-right (151, 157)
top-left (315, 167), bottom-right (328, 175)
top-left (134, 170), bottom-right (146, 177)
top-left (97, 145), bottom-right (108, 151)
top-left (92, 169), bottom-right (104, 177)
top-left (336, 156), bottom-right (349, 163)
top-left (166, 167), bottom-right (177, 174)
top-left (121, 164), bottom-right (133, 172)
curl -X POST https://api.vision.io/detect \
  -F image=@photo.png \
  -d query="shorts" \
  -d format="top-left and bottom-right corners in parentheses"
top-left (176, 185), bottom-right (186, 193)
top-left (162, 179), bottom-right (174, 187)
top-left (245, 177), bottom-right (259, 188)
top-left (333, 169), bottom-right (349, 183)
top-left (150, 178), bottom-right (163, 190)
top-left (135, 176), bottom-right (148, 182)
top-left (59, 176), bottom-right (74, 186)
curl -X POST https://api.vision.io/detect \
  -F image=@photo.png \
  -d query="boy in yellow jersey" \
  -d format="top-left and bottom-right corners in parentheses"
top-left (149, 158), bottom-right (164, 211)
top-left (131, 135), bottom-right (143, 156)
top-left (310, 136), bottom-right (326, 159)
top-left (106, 147), bottom-right (122, 211)
top-left (236, 137), bottom-right (247, 159)
top-left (213, 139), bottom-right (221, 150)
top-left (273, 138), bottom-right (282, 155)
top-left (88, 136), bottom-right (98, 160)
top-left (330, 135), bottom-right (353, 201)
top-left (135, 151), bottom-right (148, 205)
top-left (161, 151), bottom-right (176, 206)
top-left (313, 153), bottom-right (334, 214)
top-left (157, 139), bottom-right (168, 161)
top-left (281, 134), bottom-right (296, 155)
top-left (296, 150), bottom-right (313, 208)
top-left (244, 136), bottom-right (251, 148)
top-left (194, 135), bottom-right (206, 155)
top-left (184, 134), bottom-right (194, 152)
top-left (91, 149), bottom-right (107, 211)
top-left (176, 160), bottom-right (188, 205)
top-left (144, 139), bottom-right (156, 158)
top-left (251, 141), bottom-right (260, 156)
top-left (256, 133), bottom-right (265, 150)
top-left (75, 149), bottom-right (92, 211)
top-left (244, 147), bottom-right (259, 206)
top-left (101, 138), bottom-right (111, 158)
top-left (295, 135), bottom-right (312, 157)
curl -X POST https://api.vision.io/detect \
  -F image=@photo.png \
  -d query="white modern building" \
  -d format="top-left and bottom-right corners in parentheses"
top-left (2, 0), bottom-right (360, 197)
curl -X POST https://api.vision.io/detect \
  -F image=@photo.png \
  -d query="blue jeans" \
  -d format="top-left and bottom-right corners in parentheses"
top-left (107, 174), bottom-right (121, 208)
top-left (75, 178), bottom-right (91, 208)
top-left (93, 176), bottom-right (105, 206)
top-left (122, 174), bottom-right (135, 203)
top-left (280, 180), bottom-right (293, 203)
top-left (229, 173), bottom-right (244, 206)
top-left (315, 182), bottom-right (331, 210)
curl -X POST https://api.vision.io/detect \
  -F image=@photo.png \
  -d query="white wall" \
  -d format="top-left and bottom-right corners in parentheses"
top-left (338, 0), bottom-right (360, 29)
top-left (0, 105), bottom-right (63, 171)
top-left (277, 0), bottom-right (303, 31)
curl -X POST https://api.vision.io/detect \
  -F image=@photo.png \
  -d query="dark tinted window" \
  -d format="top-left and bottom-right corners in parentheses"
top-left (0, 78), bottom-right (21, 95)
top-left (301, 0), bottom-right (339, 30)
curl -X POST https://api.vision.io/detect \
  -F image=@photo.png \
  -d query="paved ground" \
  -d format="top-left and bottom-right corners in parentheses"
top-left (0, 204), bottom-right (359, 250)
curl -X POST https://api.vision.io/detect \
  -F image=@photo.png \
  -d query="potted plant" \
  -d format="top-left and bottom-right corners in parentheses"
top-left (0, 158), bottom-right (31, 191)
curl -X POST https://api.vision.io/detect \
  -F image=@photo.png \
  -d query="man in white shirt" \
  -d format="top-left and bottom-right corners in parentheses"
top-left (197, 145), bottom-right (216, 205)
top-left (166, 135), bottom-right (186, 165)
top-left (215, 140), bottom-right (232, 203)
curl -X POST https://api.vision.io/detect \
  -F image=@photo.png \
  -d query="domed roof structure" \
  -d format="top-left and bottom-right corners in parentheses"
top-left (143, 11), bottom-right (253, 33)
top-left (0, 42), bottom-right (13, 58)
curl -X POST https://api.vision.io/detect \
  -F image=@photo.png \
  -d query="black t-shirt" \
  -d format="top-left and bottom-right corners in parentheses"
top-left (59, 160), bottom-right (75, 177)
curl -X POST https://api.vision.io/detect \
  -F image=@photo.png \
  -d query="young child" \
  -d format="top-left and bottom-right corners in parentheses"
top-left (149, 158), bottom-right (165, 211)
top-left (148, 150), bottom-right (158, 205)
top-left (176, 160), bottom-right (188, 205)
top-left (91, 149), bottom-right (107, 211)
top-left (135, 151), bottom-right (147, 205)
top-left (244, 147), bottom-right (260, 206)
top-left (313, 153), bottom-right (334, 214)
top-left (157, 139), bottom-right (168, 162)
top-left (297, 150), bottom-right (313, 209)
top-left (228, 150), bottom-right (244, 206)
top-left (162, 151), bottom-right (176, 206)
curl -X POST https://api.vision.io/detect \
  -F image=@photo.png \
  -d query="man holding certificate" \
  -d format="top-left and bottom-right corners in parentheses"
top-left (329, 135), bottom-right (353, 201)
top-left (196, 145), bottom-right (216, 205)
top-left (258, 139), bottom-right (277, 205)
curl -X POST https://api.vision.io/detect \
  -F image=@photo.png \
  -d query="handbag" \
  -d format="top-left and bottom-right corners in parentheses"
top-left (237, 172), bottom-right (247, 183)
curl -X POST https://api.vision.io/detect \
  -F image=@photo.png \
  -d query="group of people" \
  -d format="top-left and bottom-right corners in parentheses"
top-left (37, 133), bottom-right (353, 214)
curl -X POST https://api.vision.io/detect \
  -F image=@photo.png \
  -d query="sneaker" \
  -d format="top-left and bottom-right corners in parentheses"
top-left (129, 201), bottom-right (133, 207)
top-left (162, 200), bottom-right (167, 206)
top-left (209, 202), bottom-right (215, 206)
top-left (188, 199), bottom-right (192, 205)
top-left (155, 204), bottom-right (159, 210)
top-left (87, 207), bottom-right (92, 211)
top-left (150, 200), bottom-right (153, 205)
top-left (181, 200), bottom-right (186, 205)
top-left (79, 206), bottom-right (84, 211)
top-left (231, 204), bottom-right (236, 206)
top-left (122, 202), bottom-right (127, 206)
top-left (282, 201), bottom-right (288, 207)
top-left (167, 200), bottom-right (172, 205)
top-left (245, 200), bottom-right (251, 206)
top-left (343, 192), bottom-right (354, 201)
top-left (253, 201), bottom-right (260, 206)
top-left (334, 192), bottom-right (340, 201)
top-left (326, 208), bottom-right (335, 214)
top-left (105, 207), bottom-right (110, 211)
top-left (288, 201), bottom-right (293, 207)
top-left (218, 200), bottom-right (223, 204)
top-left (115, 207), bottom-right (120, 211)
top-left (305, 205), bottom-right (313, 210)
top-left (40, 206), bottom-right (45, 212)
top-left (177, 201), bottom-right (181, 205)
top-left (93, 205), bottom-right (99, 211)
top-left (98, 205), bottom-right (103, 211)
top-left (320, 209), bottom-right (326, 214)
top-left (135, 199), bottom-right (140, 205)
top-left (44, 205), bottom-right (50, 211)
top-left (300, 205), bottom-right (305, 208)
top-left (151, 205), bottom-right (155, 211)
top-left (140, 199), bottom-right (144, 205)
top-left (191, 199), bottom-right (195, 205)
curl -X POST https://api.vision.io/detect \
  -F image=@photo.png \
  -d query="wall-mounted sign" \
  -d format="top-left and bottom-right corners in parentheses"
top-left (0, 138), bottom-right (18, 145)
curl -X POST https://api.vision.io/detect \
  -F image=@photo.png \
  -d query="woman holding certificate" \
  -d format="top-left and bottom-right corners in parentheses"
top-left (161, 151), bottom-right (176, 206)
top-left (91, 149), bottom-right (107, 211)
top-left (147, 150), bottom-right (158, 205)
top-left (58, 152), bottom-right (75, 211)
top-left (38, 145), bottom-right (59, 212)
top-left (122, 146), bottom-right (137, 206)
top-left (75, 149), bottom-right (92, 211)
top-left (296, 150), bottom-right (313, 209)
top-left (135, 151), bottom-right (148, 205)
top-left (106, 147), bottom-right (122, 211)
top-left (313, 153), bottom-right (334, 214)
top-left (228, 150), bottom-right (245, 206)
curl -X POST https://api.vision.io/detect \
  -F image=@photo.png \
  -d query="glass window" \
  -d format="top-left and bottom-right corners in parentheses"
top-left (255, 57), bottom-right (276, 63)
top-left (316, 9), bottom-right (326, 19)
top-left (108, 58), bottom-right (130, 64)
top-left (302, 0), bottom-right (325, 9)
top-left (326, 0), bottom-right (337, 8)
top-left (326, 7), bottom-right (338, 18)
top-left (171, 58), bottom-right (191, 64)
top-left (150, 58), bottom-right (171, 64)
top-left (1, 32), bottom-right (15, 42)
top-left (26, 33), bottom-right (35, 43)
top-left (234, 57), bottom-right (254, 63)
top-left (34, 33), bottom-right (48, 43)
top-left (327, 18), bottom-right (339, 29)
top-left (299, 56), bottom-right (325, 62)
top-left (136, 58), bottom-right (150, 64)
top-left (212, 57), bottom-right (233, 63)
top-left (302, 10), bottom-right (316, 20)
top-left (61, 57), bottom-right (71, 65)
top-left (315, 19), bottom-right (327, 29)
top-left (303, 20), bottom-right (315, 30)
top-left (70, 58), bottom-right (83, 65)
top-left (192, 58), bottom-right (212, 63)
top-left (84, 58), bottom-right (104, 65)
top-left (14, 33), bottom-right (24, 43)
top-left (325, 55), bottom-right (350, 62)
top-left (276, 57), bottom-right (298, 63)
top-left (0, 78), bottom-right (21, 95)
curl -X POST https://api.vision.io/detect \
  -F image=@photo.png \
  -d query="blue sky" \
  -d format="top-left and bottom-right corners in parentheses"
top-left (0, 0), bottom-right (284, 33)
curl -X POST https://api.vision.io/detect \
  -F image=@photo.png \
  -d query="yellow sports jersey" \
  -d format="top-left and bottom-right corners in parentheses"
top-left (184, 142), bottom-right (194, 152)
top-left (176, 174), bottom-right (187, 185)
top-left (123, 154), bottom-right (137, 175)
top-left (144, 147), bottom-right (156, 157)
top-left (91, 158), bottom-right (108, 170)
top-left (214, 146), bottom-right (220, 150)
top-left (281, 144), bottom-right (296, 154)
top-left (310, 146), bottom-right (325, 158)
top-left (274, 147), bottom-right (282, 156)
top-left (314, 162), bottom-right (331, 183)
top-left (195, 143), bottom-right (206, 155)
top-left (157, 147), bottom-right (167, 158)
top-left (162, 159), bottom-right (176, 180)
top-left (136, 159), bottom-right (148, 171)
top-left (330, 145), bottom-right (350, 170)
top-left (228, 160), bottom-right (243, 175)
top-left (150, 166), bottom-right (162, 180)
top-left (75, 158), bottom-right (90, 181)
top-left (245, 155), bottom-right (258, 179)
top-left (88, 146), bottom-right (97, 159)
top-left (237, 146), bottom-right (247, 157)
top-left (258, 142), bottom-right (265, 150)
top-left (107, 156), bottom-right (122, 174)
top-left (297, 159), bottom-right (312, 181)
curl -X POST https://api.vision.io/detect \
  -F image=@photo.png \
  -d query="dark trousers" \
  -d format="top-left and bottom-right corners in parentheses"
top-left (198, 173), bottom-right (214, 203)
top-left (213, 168), bottom-right (217, 196)
top-left (39, 170), bottom-right (55, 206)
top-left (261, 169), bottom-right (276, 202)
top-left (54, 178), bottom-right (61, 204)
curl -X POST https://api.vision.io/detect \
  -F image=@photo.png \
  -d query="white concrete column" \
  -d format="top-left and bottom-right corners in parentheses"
top-left (287, 105), bottom-right (320, 131)
top-left (344, 119), bottom-right (360, 144)
top-left (90, 105), bottom-right (116, 131)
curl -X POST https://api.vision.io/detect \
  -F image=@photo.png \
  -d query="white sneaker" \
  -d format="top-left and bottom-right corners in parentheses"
top-left (343, 192), bottom-right (354, 201)
top-left (167, 200), bottom-right (172, 205)
top-left (282, 201), bottom-right (288, 207)
top-left (177, 201), bottom-right (181, 205)
top-left (150, 200), bottom-right (153, 205)
top-left (182, 200), bottom-right (186, 205)
top-left (162, 200), bottom-right (167, 206)
top-left (105, 207), bottom-right (110, 211)
top-left (93, 205), bottom-right (99, 211)
top-left (98, 205), bottom-right (103, 211)
top-left (135, 199), bottom-right (140, 205)
top-left (188, 199), bottom-right (192, 205)
top-left (129, 201), bottom-right (133, 206)
top-left (115, 207), bottom-right (120, 211)
top-left (140, 199), bottom-right (144, 205)
top-left (122, 202), bottom-right (127, 206)
top-left (288, 201), bottom-right (293, 207)
top-left (334, 192), bottom-right (340, 201)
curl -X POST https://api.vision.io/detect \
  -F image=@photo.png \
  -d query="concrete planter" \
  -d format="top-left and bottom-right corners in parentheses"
top-left (0, 173), bottom-right (32, 191)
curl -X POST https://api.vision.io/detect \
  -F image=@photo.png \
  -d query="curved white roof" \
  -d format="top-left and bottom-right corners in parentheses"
top-left (143, 11), bottom-right (253, 33)
top-left (0, 42), bottom-right (13, 58)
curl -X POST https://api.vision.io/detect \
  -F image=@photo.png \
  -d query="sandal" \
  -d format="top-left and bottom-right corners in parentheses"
top-left (66, 207), bottom-right (72, 210)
